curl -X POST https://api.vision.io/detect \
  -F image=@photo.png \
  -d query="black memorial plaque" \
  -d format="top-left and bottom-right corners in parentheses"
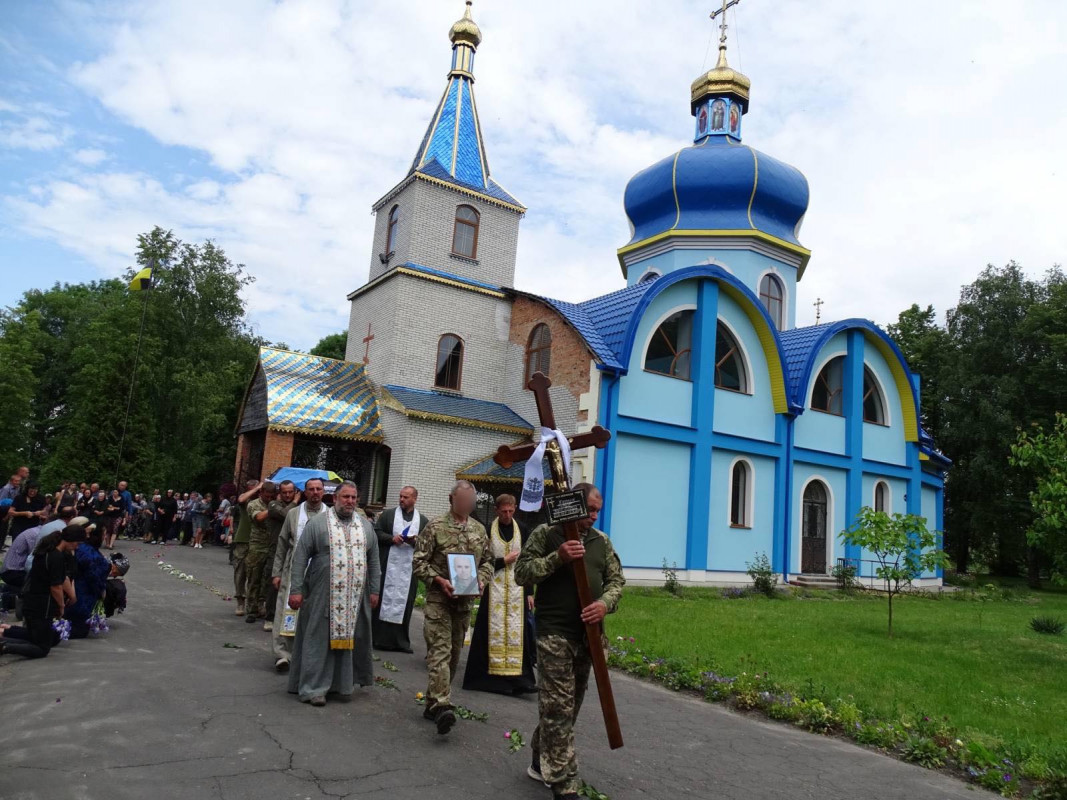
top-left (544, 489), bottom-right (588, 525)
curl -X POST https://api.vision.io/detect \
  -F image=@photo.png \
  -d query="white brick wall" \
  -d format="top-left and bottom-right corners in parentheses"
top-left (367, 178), bottom-right (522, 288)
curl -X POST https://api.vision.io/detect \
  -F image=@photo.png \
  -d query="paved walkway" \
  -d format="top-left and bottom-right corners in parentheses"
top-left (0, 544), bottom-right (992, 799)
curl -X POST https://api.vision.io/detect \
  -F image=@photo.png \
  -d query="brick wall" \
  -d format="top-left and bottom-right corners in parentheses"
top-left (261, 429), bottom-right (294, 480)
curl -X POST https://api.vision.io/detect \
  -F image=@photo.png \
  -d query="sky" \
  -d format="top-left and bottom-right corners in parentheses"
top-left (1, 0), bottom-right (1064, 350)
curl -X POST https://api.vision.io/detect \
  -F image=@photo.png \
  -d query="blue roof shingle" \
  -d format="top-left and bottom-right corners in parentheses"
top-left (383, 385), bottom-right (533, 433)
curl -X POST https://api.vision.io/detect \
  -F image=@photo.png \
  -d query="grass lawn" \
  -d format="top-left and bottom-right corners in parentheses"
top-left (606, 581), bottom-right (1067, 774)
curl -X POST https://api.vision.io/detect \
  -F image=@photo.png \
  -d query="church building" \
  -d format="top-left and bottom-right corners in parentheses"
top-left (234, 2), bottom-right (948, 587)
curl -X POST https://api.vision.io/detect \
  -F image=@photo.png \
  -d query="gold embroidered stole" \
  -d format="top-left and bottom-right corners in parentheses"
top-left (327, 509), bottom-right (366, 651)
top-left (487, 518), bottom-right (524, 676)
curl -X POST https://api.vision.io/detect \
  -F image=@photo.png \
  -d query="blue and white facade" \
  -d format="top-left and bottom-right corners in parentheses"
top-left (338, 5), bottom-right (949, 586)
top-left (522, 41), bottom-right (949, 586)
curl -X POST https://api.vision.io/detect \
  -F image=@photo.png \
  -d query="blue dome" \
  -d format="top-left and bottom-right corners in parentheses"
top-left (623, 137), bottom-right (809, 249)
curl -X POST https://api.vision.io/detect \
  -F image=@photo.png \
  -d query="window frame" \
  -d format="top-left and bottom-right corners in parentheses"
top-left (714, 321), bottom-right (750, 394)
top-left (643, 308), bottom-right (695, 381)
top-left (873, 480), bottom-right (890, 513)
top-left (385, 204), bottom-right (399, 255)
top-left (758, 273), bottom-right (785, 329)
top-left (434, 333), bottom-right (465, 391)
top-left (862, 366), bottom-right (888, 426)
top-left (525, 323), bottom-right (552, 385)
top-left (451, 204), bottom-right (480, 260)
top-left (811, 355), bottom-right (845, 416)
top-left (728, 457), bottom-right (753, 529)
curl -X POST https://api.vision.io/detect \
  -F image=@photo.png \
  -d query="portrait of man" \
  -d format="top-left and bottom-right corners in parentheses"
top-left (447, 553), bottom-right (480, 596)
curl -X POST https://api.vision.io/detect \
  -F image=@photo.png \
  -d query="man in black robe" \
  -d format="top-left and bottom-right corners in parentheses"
top-left (372, 485), bottom-right (429, 653)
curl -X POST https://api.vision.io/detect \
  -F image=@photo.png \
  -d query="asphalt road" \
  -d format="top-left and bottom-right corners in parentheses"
top-left (0, 542), bottom-right (992, 800)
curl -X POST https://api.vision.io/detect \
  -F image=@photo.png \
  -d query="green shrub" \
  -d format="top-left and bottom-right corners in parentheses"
top-left (901, 735), bottom-right (947, 768)
top-left (1030, 616), bottom-right (1065, 635)
top-left (662, 559), bottom-right (681, 596)
top-left (795, 698), bottom-right (835, 732)
top-left (856, 722), bottom-right (904, 749)
top-left (831, 561), bottom-right (860, 593)
top-left (1032, 775), bottom-right (1067, 800)
top-left (746, 552), bottom-right (778, 597)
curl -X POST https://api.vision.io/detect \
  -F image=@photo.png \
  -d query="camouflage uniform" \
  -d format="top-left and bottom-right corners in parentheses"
top-left (514, 523), bottom-right (625, 797)
top-left (412, 511), bottom-right (494, 714)
top-left (243, 498), bottom-right (272, 615)
top-left (261, 498), bottom-right (296, 612)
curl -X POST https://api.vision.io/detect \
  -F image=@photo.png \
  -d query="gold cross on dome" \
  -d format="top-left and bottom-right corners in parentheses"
top-left (710, 0), bottom-right (743, 47)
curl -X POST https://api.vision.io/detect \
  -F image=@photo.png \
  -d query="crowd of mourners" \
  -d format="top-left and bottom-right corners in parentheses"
top-left (0, 463), bottom-right (235, 659)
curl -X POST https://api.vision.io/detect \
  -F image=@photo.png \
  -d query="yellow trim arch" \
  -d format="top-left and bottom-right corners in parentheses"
top-left (717, 281), bottom-right (790, 414)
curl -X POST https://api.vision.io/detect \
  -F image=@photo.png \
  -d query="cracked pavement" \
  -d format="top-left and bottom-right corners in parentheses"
top-left (0, 544), bottom-right (994, 799)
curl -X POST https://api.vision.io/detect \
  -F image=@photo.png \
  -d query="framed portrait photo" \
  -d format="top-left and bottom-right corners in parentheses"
top-left (447, 552), bottom-right (481, 596)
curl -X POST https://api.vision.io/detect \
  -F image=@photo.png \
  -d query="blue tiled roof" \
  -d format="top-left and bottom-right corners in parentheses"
top-left (407, 72), bottom-right (523, 210)
top-left (531, 282), bottom-right (655, 371)
top-left (401, 262), bottom-right (502, 293)
top-left (383, 385), bottom-right (533, 433)
top-left (779, 325), bottom-right (826, 401)
top-left (455, 452), bottom-right (553, 484)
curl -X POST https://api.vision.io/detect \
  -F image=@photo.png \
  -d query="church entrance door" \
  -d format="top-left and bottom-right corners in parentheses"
top-left (801, 480), bottom-right (828, 574)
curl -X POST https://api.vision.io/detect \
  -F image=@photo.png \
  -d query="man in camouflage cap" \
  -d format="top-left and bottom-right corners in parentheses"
top-left (515, 483), bottom-right (624, 800)
top-left (412, 480), bottom-right (493, 735)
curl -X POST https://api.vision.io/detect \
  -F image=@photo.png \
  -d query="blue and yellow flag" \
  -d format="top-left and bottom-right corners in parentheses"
top-left (128, 266), bottom-right (153, 291)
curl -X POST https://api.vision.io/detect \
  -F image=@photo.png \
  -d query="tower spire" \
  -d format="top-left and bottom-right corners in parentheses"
top-left (448, 0), bottom-right (481, 78)
top-left (690, 0), bottom-right (752, 142)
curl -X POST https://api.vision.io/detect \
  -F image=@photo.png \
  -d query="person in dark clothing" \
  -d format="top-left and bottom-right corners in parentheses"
top-left (90, 490), bottom-right (109, 532)
top-left (76, 488), bottom-right (94, 516)
top-left (372, 485), bottom-right (430, 653)
top-left (462, 493), bottom-right (538, 695)
top-left (153, 490), bottom-right (178, 545)
top-left (104, 489), bottom-right (124, 549)
top-left (65, 525), bottom-right (112, 639)
top-left (7, 483), bottom-right (48, 545)
top-left (0, 525), bottom-right (84, 659)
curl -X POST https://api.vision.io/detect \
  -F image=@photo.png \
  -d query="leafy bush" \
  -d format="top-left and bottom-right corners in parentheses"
top-left (901, 735), bottom-right (947, 768)
top-left (795, 698), bottom-right (835, 732)
top-left (855, 722), bottom-right (904, 749)
top-left (831, 561), bottom-right (860, 593)
top-left (1031, 775), bottom-right (1067, 800)
top-left (746, 552), bottom-right (778, 597)
top-left (661, 559), bottom-right (681, 596)
top-left (1030, 616), bottom-right (1065, 635)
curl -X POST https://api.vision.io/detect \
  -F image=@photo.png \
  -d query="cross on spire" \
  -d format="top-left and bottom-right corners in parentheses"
top-left (814, 297), bottom-right (825, 325)
top-left (710, 0), bottom-right (743, 52)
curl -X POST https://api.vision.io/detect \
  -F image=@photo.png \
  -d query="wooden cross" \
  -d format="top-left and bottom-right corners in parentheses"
top-left (494, 372), bottom-right (622, 750)
top-left (813, 297), bottom-right (824, 325)
top-left (362, 322), bottom-right (374, 364)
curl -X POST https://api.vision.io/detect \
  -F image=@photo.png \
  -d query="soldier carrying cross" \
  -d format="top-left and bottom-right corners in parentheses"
top-left (501, 372), bottom-right (626, 799)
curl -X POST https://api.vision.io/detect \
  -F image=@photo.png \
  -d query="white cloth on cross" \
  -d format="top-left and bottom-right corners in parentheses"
top-left (519, 427), bottom-right (572, 512)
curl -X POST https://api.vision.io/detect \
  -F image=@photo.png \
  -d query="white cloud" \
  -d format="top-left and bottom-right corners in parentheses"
top-left (4, 0), bottom-right (1066, 347)
top-left (72, 147), bottom-right (108, 165)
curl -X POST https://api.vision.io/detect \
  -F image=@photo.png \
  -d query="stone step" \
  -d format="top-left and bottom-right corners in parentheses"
top-left (790, 574), bottom-right (839, 588)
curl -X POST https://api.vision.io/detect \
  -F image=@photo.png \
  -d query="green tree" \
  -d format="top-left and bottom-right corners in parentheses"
top-left (309, 331), bottom-right (347, 361)
top-left (1010, 413), bottom-right (1067, 584)
top-left (0, 307), bottom-right (43, 470)
top-left (0, 227), bottom-right (262, 495)
top-left (839, 508), bottom-right (948, 636)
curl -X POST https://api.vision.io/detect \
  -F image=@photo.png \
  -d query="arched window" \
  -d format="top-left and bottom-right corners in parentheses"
top-left (715, 322), bottom-right (748, 393)
top-left (644, 310), bottom-right (693, 380)
top-left (863, 367), bottom-right (886, 425)
top-left (874, 480), bottom-right (889, 513)
top-left (385, 205), bottom-right (399, 255)
top-left (451, 205), bottom-right (480, 259)
top-left (812, 356), bottom-right (844, 415)
top-left (525, 323), bottom-right (552, 385)
top-left (759, 274), bottom-right (784, 329)
top-left (435, 334), bottom-right (464, 390)
top-left (638, 269), bottom-right (660, 284)
top-left (729, 460), bottom-right (751, 528)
